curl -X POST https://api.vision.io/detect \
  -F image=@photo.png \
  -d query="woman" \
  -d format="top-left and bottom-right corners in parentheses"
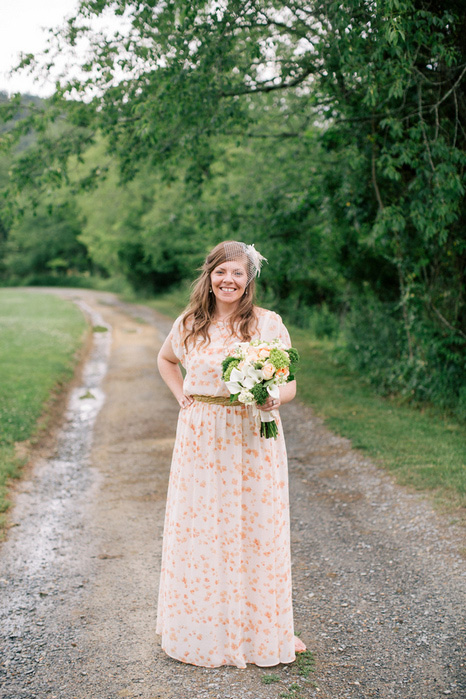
top-left (156, 240), bottom-right (305, 668)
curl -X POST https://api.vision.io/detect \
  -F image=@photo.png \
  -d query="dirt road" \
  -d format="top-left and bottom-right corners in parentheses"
top-left (1, 289), bottom-right (465, 699)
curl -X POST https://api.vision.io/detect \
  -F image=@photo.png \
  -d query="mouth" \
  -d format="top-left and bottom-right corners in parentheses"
top-left (219, 287), bottom-right (237, 293)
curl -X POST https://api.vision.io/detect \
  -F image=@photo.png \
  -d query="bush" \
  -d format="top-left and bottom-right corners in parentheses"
top-left (342, 293), bottom-right (466, 420)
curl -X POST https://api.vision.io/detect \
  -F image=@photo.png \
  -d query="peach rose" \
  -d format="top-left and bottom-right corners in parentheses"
top-left (262, 363), bottom-right (275, 380)
top-left (257, 348), bottom-right (271, 360)
top-left (276, 366), bottom-right (290, 380)
top-left (247, 348), bottom-right (260, 362)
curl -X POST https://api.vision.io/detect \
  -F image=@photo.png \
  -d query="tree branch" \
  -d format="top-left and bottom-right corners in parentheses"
top-left (233, 19), bottom-right (313, 40)
top-left (219, 66), bottom-right (314, 97)
top-left (224, 130), bottom-right (302, 139)
top-left (418, 83), bottom-right (436, 174)
top-left (371, 122), bottom-right (384, 211)
top-left (430, 64), bottom-right (466, 111)
top-left (430, 303), bottom-right (466, 340)
top-left (453, 89), bottom-right (458, 148)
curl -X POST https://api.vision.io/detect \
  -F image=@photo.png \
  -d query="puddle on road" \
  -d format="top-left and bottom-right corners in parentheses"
top-left (0, 300), bottom-right (112, 636)
top-left (68, 300), bottom-right (110, 431)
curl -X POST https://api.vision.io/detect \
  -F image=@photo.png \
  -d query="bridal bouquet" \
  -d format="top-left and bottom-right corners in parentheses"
top-left (221, 339), bottom-right (299, 439)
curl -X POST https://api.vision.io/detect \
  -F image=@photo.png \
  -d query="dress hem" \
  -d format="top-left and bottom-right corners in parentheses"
top-left (159, 643), bottom-right (297, 670)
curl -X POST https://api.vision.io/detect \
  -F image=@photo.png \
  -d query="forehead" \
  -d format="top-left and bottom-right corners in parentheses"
top-left (212, 259), bottom-right (247, 272)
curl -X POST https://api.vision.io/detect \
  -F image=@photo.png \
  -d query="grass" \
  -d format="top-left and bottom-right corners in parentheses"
top-left (293, 328), bottom-right (466, 513)
top-left (293, 649), bottom-right (315, 678)
top-left (260, 650), bottom-right (316, 696)
top-left (279, 683), bottom-right (307, 699)
top-left (0, 289), bottom-right (87, 527)
top-left (142, 291), bottom-right (466, 516)
top-left (261, 673), bottom-right (281, 685)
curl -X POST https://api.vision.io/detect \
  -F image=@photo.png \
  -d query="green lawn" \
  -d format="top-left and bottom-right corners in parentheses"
top-left (142, 292), bottom-right (465, 516)
top-left (0, 290), bottom-right (87, 527)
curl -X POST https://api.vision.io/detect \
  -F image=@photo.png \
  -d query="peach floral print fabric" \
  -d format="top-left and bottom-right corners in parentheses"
top-left (156, 308), bottom-right (296, 668)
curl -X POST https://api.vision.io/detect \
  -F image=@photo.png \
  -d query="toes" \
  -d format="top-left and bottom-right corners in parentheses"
top-left (294, 636), bottom-right (307, 653)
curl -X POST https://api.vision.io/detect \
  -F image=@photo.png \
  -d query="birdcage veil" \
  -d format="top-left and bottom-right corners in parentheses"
top-left (223, 241), bottom-right (267, 285)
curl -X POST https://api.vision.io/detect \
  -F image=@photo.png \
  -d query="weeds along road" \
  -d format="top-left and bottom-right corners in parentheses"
top-left (0, 288), bottom-right (465, 699)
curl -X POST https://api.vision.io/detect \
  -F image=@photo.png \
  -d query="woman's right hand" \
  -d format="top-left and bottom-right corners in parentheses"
top-left (178, 394), bottom-right (194, 410)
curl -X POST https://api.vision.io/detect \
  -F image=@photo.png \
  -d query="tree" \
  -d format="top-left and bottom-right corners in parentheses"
top-left (3, 200), bottom-right (90, 283)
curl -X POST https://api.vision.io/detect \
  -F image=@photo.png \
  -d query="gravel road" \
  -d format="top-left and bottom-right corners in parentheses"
top-left (0, 289), bottom-right (464, 699)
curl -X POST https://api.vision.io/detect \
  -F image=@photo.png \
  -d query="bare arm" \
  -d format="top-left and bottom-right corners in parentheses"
top-left (157, 334), bottom-right (193, 409)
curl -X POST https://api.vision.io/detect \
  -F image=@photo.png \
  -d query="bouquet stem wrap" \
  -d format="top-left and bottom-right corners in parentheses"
top-left (251, 404), bottom-right (279, 439)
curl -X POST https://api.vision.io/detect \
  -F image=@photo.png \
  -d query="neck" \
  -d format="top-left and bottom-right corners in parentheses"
top-left (213, 301), bottom-right (240, 320)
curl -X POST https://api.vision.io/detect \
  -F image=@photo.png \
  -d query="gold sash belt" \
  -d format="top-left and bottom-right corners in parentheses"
top-left (192, 394), bottom-right (242, 407)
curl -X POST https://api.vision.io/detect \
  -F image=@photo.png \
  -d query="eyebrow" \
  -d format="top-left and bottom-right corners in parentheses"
top-left (216, 266), bottom-right (245, 272)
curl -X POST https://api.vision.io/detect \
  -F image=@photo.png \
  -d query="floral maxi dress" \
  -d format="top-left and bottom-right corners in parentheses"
top-left (156, 308), bottom-right (296, 668)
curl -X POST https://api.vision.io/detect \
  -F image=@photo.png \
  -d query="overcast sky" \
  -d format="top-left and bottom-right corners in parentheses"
top-left (0, 0), bottom-right (80, 96)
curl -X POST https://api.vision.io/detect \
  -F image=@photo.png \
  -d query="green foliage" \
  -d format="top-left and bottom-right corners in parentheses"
top-left (293, 326), bottom-right (466, 511)
top-left (288, 349), bottom-right (299, 364)
top-left (279, 683), bottom-right (304, 699)
top-left (287, 347), bottom-right (300, 380)
top-left (251, 383), bottom-right (270, 405)
top-left (261, 673), bottom-right (280, 685)
top-left (2, 200), bottom-right (91, 283)
top-left (294, 649), bottom-right (315, 678)
top-left (343, 292), bottom-right (466, 420)
top-left (75, 139), bottom-right (211, 292)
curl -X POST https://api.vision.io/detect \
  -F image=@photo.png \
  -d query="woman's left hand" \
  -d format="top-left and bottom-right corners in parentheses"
top-left (258, 396), bottom-right (281, 412)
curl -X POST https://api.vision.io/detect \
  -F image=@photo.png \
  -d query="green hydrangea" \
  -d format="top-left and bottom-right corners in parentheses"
top-left (269, 348), bottom-right (290, 369)
top-left (223, 358), bottom-right (240, 380)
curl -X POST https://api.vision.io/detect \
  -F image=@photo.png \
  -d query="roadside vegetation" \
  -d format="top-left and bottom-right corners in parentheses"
top-left (294, 329), bottom-right (466, 515)
top-left (0, 290), bottom-right (87, 529)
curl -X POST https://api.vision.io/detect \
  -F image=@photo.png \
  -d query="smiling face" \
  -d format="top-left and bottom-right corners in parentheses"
top-left (210, 259), bottom-right (248, 308)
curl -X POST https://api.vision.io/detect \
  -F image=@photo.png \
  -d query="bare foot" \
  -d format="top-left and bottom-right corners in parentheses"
top-left (294, 636), bottom-right (307, 653)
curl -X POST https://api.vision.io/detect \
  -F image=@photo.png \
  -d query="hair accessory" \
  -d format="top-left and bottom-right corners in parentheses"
top-left (223, 241), bottom-right (267, 285)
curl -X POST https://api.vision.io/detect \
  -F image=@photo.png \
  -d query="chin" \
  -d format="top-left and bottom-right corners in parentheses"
top-left (216, 291), bottom-right (241, 301)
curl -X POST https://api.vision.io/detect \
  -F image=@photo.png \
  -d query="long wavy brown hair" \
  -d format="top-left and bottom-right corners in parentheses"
top-left (181, 241), bottom-right (259, 350)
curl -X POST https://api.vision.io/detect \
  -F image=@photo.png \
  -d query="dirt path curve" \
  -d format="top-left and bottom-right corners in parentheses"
top-left (1, 289), bottom-right (465, 699)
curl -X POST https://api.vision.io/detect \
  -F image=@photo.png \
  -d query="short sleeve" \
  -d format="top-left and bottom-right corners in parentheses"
top-left (275, 313), bottom-right (291, 347)
top-left (167, 315), bottom-right (186, 365)
top-left (260, 310), bottom-right (292, 347)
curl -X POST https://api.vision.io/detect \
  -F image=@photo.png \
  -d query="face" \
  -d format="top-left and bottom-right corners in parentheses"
top-left (210, 259), bottom-right (248, 306)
